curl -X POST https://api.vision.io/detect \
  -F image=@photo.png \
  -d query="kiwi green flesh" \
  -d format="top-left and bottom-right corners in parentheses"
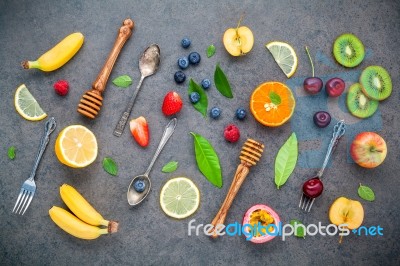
top-left (347, 83), bottom-right (378, 118)
top-left (360, 66), bottom-right (392, 101)
top-left (333, 33), bottom-right (365, 68)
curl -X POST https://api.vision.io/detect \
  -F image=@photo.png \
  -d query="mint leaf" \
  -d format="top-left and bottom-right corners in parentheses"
top-left (162, 161), bottom-right (178, 173)
top-left (103, 157), bottom-right (118, 176)
top-left (269, 91), bottom-right (281, 105)
top-left (214, 63), bottom-right (233, 98)
top-left (188, 79), bottom-right (208, 117)
top-left (358, 184), bottom-right (375, 201)
top-left (112, 75), bottom-right (132, 88)
top-left (8, 146), bottom-right (15, 160)
top-left (207, 44), bottom-right (216, 58)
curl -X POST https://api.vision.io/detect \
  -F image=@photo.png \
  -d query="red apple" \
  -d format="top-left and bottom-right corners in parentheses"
top-left (350, 132), bottom-right (387, 168)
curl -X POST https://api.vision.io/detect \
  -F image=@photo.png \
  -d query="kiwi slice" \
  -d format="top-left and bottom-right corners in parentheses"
top-left (333, 33), bottom-right (365, 68)
top-left (347, 83), bottom-right (378, 118)
top-left (360, 65), bottom-right (392, 101)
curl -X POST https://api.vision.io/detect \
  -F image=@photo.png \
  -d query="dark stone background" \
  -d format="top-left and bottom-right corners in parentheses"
top-left (1, 0), bottom-right (399, 265)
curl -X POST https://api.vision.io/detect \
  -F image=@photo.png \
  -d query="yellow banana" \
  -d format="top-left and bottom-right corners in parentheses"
top-left (22, 32), bottom-right (84, 71)
top-left (49, 206), bottom-right (108, 240)
top-left (60, 184), bottom-right (118, 230)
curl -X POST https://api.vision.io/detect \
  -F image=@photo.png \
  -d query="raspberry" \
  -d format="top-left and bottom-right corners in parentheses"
top-left (54, 80), bottom-right (69, 96)
top-left (224, 124), bottom-right (240, 143)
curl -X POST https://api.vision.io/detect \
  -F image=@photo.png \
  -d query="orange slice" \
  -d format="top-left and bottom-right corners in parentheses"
top-left (250, 81), bottom-right (296, 127)
top-left (55, 125), bottom-right (98, 168)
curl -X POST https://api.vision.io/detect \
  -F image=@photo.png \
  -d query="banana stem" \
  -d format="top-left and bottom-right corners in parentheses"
top-left (305, 46), bottom-right (315, 77)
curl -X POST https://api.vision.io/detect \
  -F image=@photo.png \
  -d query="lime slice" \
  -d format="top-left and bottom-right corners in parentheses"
top-left (160, 177), bottom-right (200, 219)
top-left (266, 41), bottom-right (298, 78)
top-left (15, 84), bottom-right (47, 121)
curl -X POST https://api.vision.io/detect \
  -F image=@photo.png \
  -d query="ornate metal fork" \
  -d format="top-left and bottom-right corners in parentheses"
top-left (12, 117), bottom-right (56, 215)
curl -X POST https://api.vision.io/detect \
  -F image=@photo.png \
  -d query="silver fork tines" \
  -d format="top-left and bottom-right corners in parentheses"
top-left (299, 193), bottom-right (315, 212)
top-left (12, 117), bottom-right (56, 215)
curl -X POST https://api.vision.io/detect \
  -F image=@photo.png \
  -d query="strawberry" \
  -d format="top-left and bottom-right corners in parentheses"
top-left (129, 116), bottom-right (149, 147)
top-left (162, 91), bottom-right (183, 116)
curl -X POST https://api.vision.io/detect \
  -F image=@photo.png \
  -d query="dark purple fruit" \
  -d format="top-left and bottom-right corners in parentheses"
top-left (303, 177), bottom-right (323, 198)
top-left (326, 77), bottom-right (345, 97)
top-left (304, 77), bottom-right (323, 94)
top-left (313, 111), bottom-right (331, 128)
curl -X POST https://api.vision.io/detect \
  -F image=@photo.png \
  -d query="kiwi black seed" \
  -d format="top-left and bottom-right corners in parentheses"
top-left (333, 33), bottom-right (365, 68)
top-left (347, 83), bottom-right (378, 118)
top-left (360, 65), bottom-right (392, 101)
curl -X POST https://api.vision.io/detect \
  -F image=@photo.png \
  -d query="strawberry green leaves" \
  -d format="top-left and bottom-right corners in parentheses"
top-left (103, 157), bottom-right (118, 176)
top-left (190, 132), bottom-right (222, 188)
top-left (358, 184), bottom-right (375, 202)
top-left (214, 63), bottom-right (233, 98)
top-left (275, 133), bottom-right (298, 189)
top-left (112, 75), bottom-right (132, 88)
top-left (188, 79), bottom-right (208, 117)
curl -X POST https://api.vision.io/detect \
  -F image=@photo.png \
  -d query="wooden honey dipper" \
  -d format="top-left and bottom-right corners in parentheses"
top-left (209, 138), bottom-right (264, 238)
top-left (77, 19), bottom-right (134, 119)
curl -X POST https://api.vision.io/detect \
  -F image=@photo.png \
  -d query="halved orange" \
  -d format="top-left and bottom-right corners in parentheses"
top-left (250, 81), bottom-right (296, 127)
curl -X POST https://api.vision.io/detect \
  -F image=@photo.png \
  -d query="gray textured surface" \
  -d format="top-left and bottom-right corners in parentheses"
top-left (1, 0), bottom-right (400, 265)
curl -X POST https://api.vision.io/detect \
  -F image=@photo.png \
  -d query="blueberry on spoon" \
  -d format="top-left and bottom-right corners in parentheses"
top-left (304, 46), bottom-right (323, 94)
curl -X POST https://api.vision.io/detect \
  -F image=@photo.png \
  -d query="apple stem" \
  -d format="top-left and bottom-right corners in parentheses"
top-left (305, 46), bottom-right (315, 77)
top-left (236, 14), bottom-right (244, 32)
top-left (339, 235), bottom-right (343, 244)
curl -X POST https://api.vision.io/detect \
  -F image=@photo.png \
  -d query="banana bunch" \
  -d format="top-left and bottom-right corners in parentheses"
top-left (49, 184), bottom-right (118, 240)
top-left (22, 32), bottom-right (84, 72)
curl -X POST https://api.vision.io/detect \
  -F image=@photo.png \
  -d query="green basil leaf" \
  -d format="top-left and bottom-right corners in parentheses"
top-left (275, 132), bottom-right (298, 189)
top-left (102, 157), bottom-right (118, 176)
top-left (207, 44), bottom-right (216, 58)
top-left (190, 132), bottom-right (222, 188)
top-left (8, 146), bottom-right (15, 160)
top-left (290, 219), bottom-right (305, 238)
top-left (269, 91), bottom-right (281, 105)
top-left (188, 79), bottom-right (208, 117)
top-left (358, 184), bottom-right (375, 201)
top-left (214, 63), bottom-right (233, 98)
top-left (162, 161), bottom-right (178, 173)
top-left (112, 75), bottom-right (132, 88)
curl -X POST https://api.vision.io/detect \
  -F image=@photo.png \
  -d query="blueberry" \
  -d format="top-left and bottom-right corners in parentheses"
top-left (134, 180), bottom-right (146, 193)
top-left (201, 79), bottom-right (211, 90)
top-left (188, 52), bottom-right (201, 65)
top-left (210, 107), bottom-right (221, 119)
top-left (178, 57), bottom-right (189, 69)
top-left (235, 108), bottom-right (247, 120)
top-left (181, 38), bottom-right (191, 49)
top-left (174, 71), bottom-right (186, 84)
top-left (189, 92), bottom-right (200, 104)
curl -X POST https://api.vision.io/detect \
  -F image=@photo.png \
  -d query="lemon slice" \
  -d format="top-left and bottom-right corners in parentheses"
top-left (160, 177), bottom-right (200, 219)
top-left (55, 125), bottom-right (98, 168)
top-left (14, 84), bottom-right (47, 121)
top-left (266, 41), bottom-right (298, 78)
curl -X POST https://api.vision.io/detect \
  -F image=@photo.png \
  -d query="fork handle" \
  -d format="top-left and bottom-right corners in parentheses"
top-left (29, 117), bottom-right (57, 180)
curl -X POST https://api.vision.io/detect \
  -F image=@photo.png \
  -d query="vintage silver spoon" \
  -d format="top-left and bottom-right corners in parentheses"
top-left (127, 118), bottom-right (177, 206)
top-left (114, 44), bottom-right (160, 137)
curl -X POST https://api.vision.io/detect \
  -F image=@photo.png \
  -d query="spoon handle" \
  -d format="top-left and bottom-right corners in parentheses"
top-left (113, 75), bottom-right (145, 137)
top-left (317, 120), bottom-right (346, 178)
top-left (144, 118), bottom-right (177, 176)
